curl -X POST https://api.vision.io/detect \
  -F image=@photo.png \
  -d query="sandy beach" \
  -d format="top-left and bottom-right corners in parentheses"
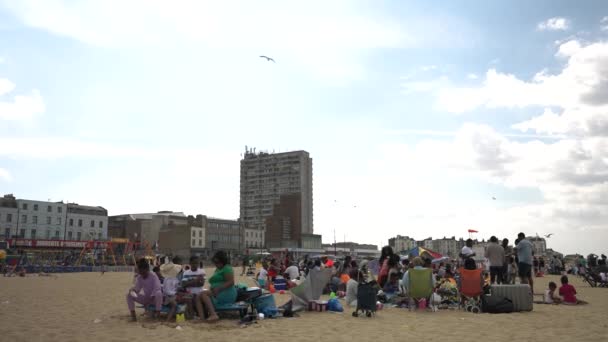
top-left (0, 270), bottom-right (606, 342)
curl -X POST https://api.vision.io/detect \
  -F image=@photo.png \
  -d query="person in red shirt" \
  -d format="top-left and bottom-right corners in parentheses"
top-left (559, 275), bottom-right (587, 305)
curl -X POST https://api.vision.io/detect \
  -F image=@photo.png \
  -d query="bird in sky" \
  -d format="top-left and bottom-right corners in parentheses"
top-left (545, 233), bottom-right (554, 238)
top-left (492, 196), bottom-right (496, 200)
top-left (260, 55), bottom-right (275, 63)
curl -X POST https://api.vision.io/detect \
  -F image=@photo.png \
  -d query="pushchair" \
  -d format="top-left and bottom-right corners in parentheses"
top-left (352, 281), bottom-right (377, 317)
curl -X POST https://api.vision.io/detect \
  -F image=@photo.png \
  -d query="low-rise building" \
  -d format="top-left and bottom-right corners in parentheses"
top-left (66, 204), bottom-right (108, 241)
top-left (527, 236), bottom-right (547, 256)
top-left (432, 236), bottom-right (460, 259)
top-left (388, 235), bottom-right (417, 253)
top-left (158, 225), bottom-right (205, 259)
top-left (322, 242), bottom-right (379, 258)
top-left (1, 194), bottom-right (107, 242)
top-left (108, 211), bottom-right (187, 246)
top-left (0, 194), bottom-right (18, 239)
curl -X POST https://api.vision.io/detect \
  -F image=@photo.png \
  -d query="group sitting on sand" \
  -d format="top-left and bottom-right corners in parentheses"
top-left (126, 250), bottom-right (236, 323)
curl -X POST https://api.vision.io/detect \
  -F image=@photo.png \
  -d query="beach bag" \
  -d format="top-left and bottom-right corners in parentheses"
top-left (482, 295), bottom-right (514, 314)
top-left (327, 298), bottom-right (343, 312)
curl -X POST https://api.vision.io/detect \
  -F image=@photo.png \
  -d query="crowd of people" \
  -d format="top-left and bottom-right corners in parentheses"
top-left (125, 232), bottom-right (599, 323)
top-left (126, 251), bottom-right (236, 323)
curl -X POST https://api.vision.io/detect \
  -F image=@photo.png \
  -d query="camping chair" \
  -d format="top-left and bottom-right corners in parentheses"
top-left (407, 268), bottom-right (434, 311)
top-left (458, 268), bottom-right (484, 313)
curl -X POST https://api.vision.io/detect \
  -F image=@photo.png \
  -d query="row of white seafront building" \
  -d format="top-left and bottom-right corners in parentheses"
top-left (0, 194), bottom-right (108, 242)
top-left (389, 235), bottom-right (556, 260)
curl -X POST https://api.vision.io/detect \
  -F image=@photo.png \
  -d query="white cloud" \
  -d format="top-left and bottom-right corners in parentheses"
top-left (537, 17), bottom-right (570, 31)
top-left (434, 41), bottom-right (608, 113)
top-left (0, 78), bottom-right (15, 95)
top-left (0, 56), bottom-right (4, 64)
top-left (2, 0), bottom-right (408, 49)
top-left (0, 85), bottom-right (45, 120)
top-left (467, 73), bottom-right (478, 80)
top-left (0, 168), bottom-right (11, 182)
top-left (392, 36), bottom-right (608, 253)
top-left (601, 16), bottom-right (608, 31)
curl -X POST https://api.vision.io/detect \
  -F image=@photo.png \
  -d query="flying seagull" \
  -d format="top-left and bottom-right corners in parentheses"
top-left (260, 55), bottom-right (275, 63)
top-left (492, 197), bottom-right (496, 200)
top-left (545, 233), bottom-right (554, 238)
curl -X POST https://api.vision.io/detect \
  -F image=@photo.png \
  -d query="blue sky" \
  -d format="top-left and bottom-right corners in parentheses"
top-left (1, 1), bottom-right (607, 254)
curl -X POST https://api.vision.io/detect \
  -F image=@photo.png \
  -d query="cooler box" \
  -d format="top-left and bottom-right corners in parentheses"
top-left (490, 284), bottom-right (533, 312)
top-left (273, 278), bottom-right (287, 291)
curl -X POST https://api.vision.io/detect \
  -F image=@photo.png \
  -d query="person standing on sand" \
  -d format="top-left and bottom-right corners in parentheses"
top-left (501, 239), bottom-right (511, 283)
top-left (485, 236), bottom-right (504, 284)
top-left (127, 258), bottom-right (162, 322)
top-left (460, 239), bottom-right (476, 264)
top-left (514, 233), bottom-right (534, 293)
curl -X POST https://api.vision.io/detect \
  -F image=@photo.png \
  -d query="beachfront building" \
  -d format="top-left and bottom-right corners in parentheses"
top-left (322, 242), bottom-right (379, 258)
top-left (108, 211), bottom-right (187, 247)
top-left (202, 216), bottom-right (242, 257)
top-left (12, 199), bottom-right (66, 240)
top-left (264, 193), bottom-right (323, 256)
top-left (66, 204), bottom-right (108, 241)
top-left (389, 235), bottom-right (417, 253)
top-left (0, 194), bottom-right (18, 239)
top-left (158, 224), bottom-right (205, 259)
top-left (1, 194), bottom-right (108, 242)
top-left (240, 148), bottom-right (313, 248)
top-left (527, 236), bottom-right (547, 256)
top-left (178, 214), bottom-right (243, 258)
top-left (245, 228), bottom-right (265, 249)
top-left (432, 237), bottom-right (460, 259)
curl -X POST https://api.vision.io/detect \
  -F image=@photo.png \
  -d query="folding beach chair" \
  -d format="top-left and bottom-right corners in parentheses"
top-left (458, 267), bottom-right (484, 313)
top-left (407, 268), bottom-right (434, 311)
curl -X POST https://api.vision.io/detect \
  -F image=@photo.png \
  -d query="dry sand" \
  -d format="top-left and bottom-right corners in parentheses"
top-left (1, 269), bottom-right (607, 342)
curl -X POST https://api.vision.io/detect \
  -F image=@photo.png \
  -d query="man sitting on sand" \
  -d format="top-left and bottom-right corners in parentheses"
top-left (127, 258), bottom-right (163, 322)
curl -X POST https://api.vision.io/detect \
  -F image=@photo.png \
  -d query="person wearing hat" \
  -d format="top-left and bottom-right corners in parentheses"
top-left (160, 259), bottom-right (183, 322)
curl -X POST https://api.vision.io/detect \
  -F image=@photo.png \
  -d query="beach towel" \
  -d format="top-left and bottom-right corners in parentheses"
top-left (290, 268), bottom-right (333, 312)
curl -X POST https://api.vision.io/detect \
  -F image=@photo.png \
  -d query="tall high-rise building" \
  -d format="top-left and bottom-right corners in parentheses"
top-left (240, 148), bottom-right (313, 248)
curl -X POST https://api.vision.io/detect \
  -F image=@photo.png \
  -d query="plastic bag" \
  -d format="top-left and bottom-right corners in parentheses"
top-left (327, 298), bottom-right (343, 312)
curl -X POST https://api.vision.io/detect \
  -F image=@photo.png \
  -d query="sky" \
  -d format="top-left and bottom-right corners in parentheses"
top-left (0, 0), bottom-right (607, 255)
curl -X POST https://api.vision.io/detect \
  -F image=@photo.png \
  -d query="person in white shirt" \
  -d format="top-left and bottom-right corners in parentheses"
top-left (284, 263), bottom-right (300, 281)
top-left (460, 239), bottom-right (476, 263)
top-left (257, 264), bottom-right (269, 288)
top-left (543, 281), bottom-right (561, 304)
top-left (181, 256), bottom-right (206, 319)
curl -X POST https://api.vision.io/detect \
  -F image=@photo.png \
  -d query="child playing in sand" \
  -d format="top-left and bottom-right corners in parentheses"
top-left (544, 282), bottom-right (561, 304)
top-left (559, 275), bottom-right (587, 305)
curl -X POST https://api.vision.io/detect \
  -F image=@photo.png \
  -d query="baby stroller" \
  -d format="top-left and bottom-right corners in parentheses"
top-left (352, 281), bottom-right (377, 317)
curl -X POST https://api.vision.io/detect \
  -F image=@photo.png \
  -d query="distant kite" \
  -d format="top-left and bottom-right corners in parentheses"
top-left (545, 233), bottom-right (554, 238)
top-left (260, 55), bottom-right (275, 63)
top-left (492, 197), bottom-right (496, 200)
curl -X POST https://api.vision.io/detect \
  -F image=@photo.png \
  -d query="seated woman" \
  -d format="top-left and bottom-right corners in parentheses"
top-left (345, 269), bottom-right (363, 307)
top-left (197, 251), bottom-right (237, 322)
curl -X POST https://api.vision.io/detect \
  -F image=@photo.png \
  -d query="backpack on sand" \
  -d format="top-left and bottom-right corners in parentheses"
top-left (482, 295), bottom-right (514, 314)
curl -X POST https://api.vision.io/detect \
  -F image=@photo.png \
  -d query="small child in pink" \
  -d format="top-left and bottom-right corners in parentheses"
top-left (559, 275), bottom-right (586, 305)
